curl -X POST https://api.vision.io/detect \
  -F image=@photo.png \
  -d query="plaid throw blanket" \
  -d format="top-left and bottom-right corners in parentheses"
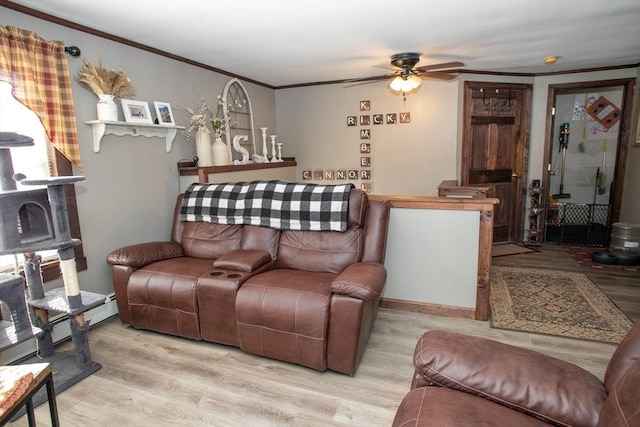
top-left (180, 180), bottom-right (354, 232)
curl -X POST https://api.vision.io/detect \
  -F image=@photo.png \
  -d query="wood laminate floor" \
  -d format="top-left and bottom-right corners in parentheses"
top-left (11, 245), bottom-right (639, 426)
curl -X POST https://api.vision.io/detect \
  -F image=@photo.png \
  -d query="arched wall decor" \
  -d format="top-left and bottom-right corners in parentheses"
top-left (222, 78), bottom-right (257, 162)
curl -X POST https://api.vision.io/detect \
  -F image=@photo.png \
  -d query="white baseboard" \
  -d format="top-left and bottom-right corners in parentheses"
top-left (1, 293), bottom-right (119, 364)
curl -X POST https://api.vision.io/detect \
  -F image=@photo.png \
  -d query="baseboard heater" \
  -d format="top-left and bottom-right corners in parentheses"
top-left (1, 293), bottom-right (119, 364)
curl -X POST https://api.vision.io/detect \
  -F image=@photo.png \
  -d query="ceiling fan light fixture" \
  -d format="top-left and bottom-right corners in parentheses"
top-left (389, 76), bottom-right (405, 91)
top-left (389, 74), bottom-right (421, 93)
top-left (407, 74), bottom-right (422, 89)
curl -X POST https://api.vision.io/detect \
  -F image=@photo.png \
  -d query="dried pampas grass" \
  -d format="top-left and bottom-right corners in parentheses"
top-left (75, 58), bottom-right (136, 99)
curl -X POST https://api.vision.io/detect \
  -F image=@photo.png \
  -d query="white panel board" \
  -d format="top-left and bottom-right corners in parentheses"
top-left (382, 208), bottom-right (480, 308)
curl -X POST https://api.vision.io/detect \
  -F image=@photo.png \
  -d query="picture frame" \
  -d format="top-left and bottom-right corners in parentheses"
top-left (121, 99), bottom-right (153, 124)
top-left (153, 101), bottom-right (175, 126)
top-left (633, 94), bottom-right (640, 147)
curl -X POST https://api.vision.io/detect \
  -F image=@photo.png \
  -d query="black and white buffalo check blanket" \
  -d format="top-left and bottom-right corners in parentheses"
top-left (179, 180), bottom-right (354, 232)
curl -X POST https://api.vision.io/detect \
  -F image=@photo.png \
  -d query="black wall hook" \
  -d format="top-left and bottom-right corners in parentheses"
top-left (64, 46), bottom-right (81, 57)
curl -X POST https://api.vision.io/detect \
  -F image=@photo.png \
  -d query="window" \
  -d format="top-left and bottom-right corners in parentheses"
top-left (0, 83), bottom-right (51, 182)
top-left (223, 79), bottom-right (256, 162)
top-left (0, 81), bottom-right (86, 281)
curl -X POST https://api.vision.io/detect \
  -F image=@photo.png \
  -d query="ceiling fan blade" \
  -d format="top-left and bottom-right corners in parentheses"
top-left (414, 61), bottom-right (464, 72)
top-left (342, 74), bottom-right (392, 88)
top-left (373, 64), bottom-right (402, 72)
top-left (418, 71), bottom-right (459, 81)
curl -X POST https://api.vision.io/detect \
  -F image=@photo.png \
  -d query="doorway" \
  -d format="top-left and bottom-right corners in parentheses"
top-left (541, 79), bottom-right (635, 246)
top-left (461, 82), bottom-right (533, 243)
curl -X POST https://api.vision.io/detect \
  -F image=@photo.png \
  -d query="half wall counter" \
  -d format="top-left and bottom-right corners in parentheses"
top-left (369, 195), bottom-right (498, 321)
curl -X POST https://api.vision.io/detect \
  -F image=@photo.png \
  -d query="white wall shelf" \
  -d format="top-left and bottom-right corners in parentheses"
top-left (84, 120), bottom-right (185, 153)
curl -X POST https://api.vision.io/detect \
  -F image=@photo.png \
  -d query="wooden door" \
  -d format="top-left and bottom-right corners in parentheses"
top-left (462, 82), bottom-right (532, 243)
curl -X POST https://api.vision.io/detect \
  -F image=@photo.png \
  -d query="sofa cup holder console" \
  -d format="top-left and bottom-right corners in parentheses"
top-left (207, 270), bottom-right (245, 279)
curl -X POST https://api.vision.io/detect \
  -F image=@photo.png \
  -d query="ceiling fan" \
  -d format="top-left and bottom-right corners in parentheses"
top-left (386, 53), bottom-right (463, 99)
top-left (347, 52), bottom-right (463, 99)
top-left (389, 52), bottom-right (463, 81)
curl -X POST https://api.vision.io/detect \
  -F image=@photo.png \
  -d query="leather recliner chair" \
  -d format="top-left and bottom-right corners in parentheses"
top-left (393, 322), bottom-right (640, 426)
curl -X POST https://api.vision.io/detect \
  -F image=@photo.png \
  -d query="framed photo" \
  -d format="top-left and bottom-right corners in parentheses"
top-left (153, 101), bottom-right (175, 126)
top-left (121, 99), bottom-right (153, 124)
top-left (633, 94), bottom-right (640, 147)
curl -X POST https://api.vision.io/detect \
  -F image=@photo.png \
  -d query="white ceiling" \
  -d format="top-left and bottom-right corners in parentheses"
top-left (7, 0), bottom-right (640, 87)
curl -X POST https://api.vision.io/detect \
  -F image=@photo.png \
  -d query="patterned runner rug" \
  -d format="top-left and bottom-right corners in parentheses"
top-left (490, 266), bottom-right (633, 344)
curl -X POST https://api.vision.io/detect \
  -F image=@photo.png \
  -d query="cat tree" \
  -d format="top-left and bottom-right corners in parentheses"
top-left (0, 131), bottom-right (105, 408)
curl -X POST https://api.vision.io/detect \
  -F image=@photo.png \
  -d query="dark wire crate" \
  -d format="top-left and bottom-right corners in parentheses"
top-left (543, 203), bottom-right (610, 247)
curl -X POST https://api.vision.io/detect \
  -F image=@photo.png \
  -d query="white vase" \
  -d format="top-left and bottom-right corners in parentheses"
top-left (195, 128), bottom-right (214, 167)
top-left (212, 136), bottom-right (231, 166)
top-left (96, 94), bottom-right (118, 121)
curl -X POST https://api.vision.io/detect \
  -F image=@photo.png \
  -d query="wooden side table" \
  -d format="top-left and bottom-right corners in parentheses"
top-left (0, 363), bottom-right (59, 426)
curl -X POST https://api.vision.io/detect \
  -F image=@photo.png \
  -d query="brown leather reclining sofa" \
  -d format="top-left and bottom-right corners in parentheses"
top-left (393, 321), bottom-right (640, 426)
top-left (107, 183), bottom-right (390, 375)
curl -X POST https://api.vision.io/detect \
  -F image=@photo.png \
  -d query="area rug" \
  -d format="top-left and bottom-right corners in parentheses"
top-left (492, 243), bottom-right (537, 258)
top-left (490, 266), bottom-right (633, 344)
top-left (565, 246), bottom-right (640, 272)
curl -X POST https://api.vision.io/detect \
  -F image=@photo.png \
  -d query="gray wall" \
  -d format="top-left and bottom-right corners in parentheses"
top-left (277, 69), bottom-right (639, 239)
top-left (1, 8), bottom-right (277, 295)
top-left (2, 6), bottom-right (639, 301)
top-left (275, 80), bottom-right (466, 196)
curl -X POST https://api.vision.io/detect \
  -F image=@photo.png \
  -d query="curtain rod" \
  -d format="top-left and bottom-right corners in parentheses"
top-left (64, 45), bottom-right (81, 57)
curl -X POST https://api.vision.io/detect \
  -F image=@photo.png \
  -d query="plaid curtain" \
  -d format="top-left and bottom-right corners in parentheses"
top-left (0, 25), bottom-right (82, 170)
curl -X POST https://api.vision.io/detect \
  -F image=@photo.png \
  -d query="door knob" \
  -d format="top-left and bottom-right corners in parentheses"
top-left (512, 173), bottom-right (520, 178)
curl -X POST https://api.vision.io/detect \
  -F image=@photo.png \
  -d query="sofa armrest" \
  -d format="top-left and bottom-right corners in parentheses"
top-left (106, 241), bottom-right (184, 269)
top-left (331, 261), bottom-right (386, 301)
top-left (213, 249), bottom-right (272, 272)
top-left (413, 330), bottom-right (607, 427)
